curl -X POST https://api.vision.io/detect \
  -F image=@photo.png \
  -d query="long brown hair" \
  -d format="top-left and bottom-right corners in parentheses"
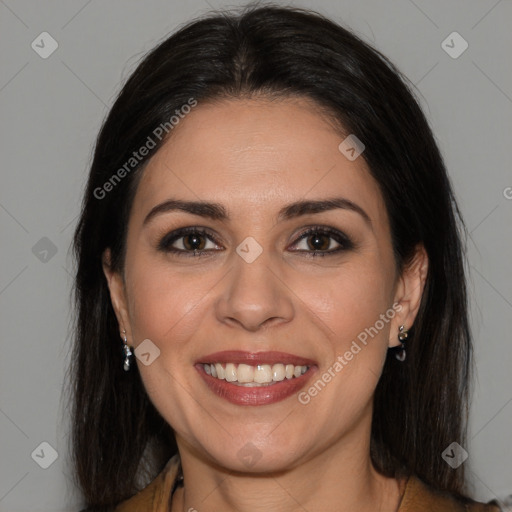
top-left (69, 4), bottom-right (472, 509)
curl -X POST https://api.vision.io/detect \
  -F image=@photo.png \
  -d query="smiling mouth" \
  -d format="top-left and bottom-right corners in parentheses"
top-left (202, 362), bottom-right (310, 386)
top-left (196, 363), bottom-right (316, 406)
top-left (195, 350), bottom-right (317, 405)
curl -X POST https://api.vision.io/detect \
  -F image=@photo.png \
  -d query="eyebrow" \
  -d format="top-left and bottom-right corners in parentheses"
top-left (143, 197), bottom-right (372, 227)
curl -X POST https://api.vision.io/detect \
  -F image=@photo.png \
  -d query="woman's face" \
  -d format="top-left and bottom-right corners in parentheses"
top-left (105, 97), bottom-right (424, 473)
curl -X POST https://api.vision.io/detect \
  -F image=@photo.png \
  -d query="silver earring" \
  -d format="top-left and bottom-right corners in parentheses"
top-left (395, 325), bottom-right (408, 362)
top-left (122, 330), bottom-right (133, 371)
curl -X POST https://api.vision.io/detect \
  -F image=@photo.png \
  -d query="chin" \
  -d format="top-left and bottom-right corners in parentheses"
top-left (202, 438), bottom-right (303, 475)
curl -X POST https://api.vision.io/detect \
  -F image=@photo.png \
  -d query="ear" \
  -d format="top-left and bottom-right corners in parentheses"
top-left (389, 244), bottom-right (429, 348)
top-left (102, 249), bottom-right (132, 342)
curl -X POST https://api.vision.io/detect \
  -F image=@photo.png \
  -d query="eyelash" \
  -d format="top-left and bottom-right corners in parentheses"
top-left (157, 225), bottom-right (354, 258)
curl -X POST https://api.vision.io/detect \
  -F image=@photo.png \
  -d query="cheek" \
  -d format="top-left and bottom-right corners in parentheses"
top-left (297, 260), bottom-right (395, 411)
top-left (301, 259), bottom-right (395, 346)
top-left (123, 259), bottom-right (207, 425)
top-left (124, 256), bottom-right (206, 354)
top-left (123, 251), bottom-right (233, 413)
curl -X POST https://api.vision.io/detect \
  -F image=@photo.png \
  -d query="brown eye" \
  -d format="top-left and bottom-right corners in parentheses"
top-left (290, 226), bottom-right (354, 256)
top-left (158, 227), bottom-right (222, 256)
top-left (182, 233), bottom-right (207, 251)
top-left (306, 233), bottom-right (332, 251)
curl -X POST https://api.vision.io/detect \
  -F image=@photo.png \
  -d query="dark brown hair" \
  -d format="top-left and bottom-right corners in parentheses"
top-left (69, 4), bottom-right (472, 509)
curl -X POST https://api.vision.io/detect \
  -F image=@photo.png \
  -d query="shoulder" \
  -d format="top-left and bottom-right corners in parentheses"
top-left (113, 454), bottom-right (181, 512)
top-left (399, 475), bottom-right (501, 512)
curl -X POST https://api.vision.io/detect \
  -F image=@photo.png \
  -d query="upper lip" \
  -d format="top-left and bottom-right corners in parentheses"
top-left (196, 350), bottom-right (316, 366)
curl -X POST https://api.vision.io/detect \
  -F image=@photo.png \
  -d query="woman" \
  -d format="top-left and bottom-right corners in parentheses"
top-left (70, 4), bottom-right (501, 511)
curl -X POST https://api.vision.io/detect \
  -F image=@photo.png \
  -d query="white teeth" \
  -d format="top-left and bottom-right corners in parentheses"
top-left (272, 364), bottom-right (285, 381)
top-left (203, 362), bottom-right (310, 385)
top-left (215, 363), bottom-right (225, 379)
top-left (225, 363), bottom-right (237, 382)
top-left (254, 364), bottom-right (272, 383)
top-left (237, 364), bottom-right (254, 383)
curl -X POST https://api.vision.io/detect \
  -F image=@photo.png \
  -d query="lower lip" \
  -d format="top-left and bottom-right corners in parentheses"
top-left (196, 365), bottom-right (317, 406)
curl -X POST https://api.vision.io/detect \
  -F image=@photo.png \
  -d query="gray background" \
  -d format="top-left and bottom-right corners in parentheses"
top-left (1, 0), bottom-right (511, 510)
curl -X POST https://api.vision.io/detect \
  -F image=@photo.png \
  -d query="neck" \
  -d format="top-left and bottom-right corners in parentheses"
top-left (172, 424), bottom-right (401, 512)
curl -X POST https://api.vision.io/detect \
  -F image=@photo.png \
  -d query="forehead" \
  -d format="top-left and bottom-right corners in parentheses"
top-left (131, 97), bottom-right (388, 228)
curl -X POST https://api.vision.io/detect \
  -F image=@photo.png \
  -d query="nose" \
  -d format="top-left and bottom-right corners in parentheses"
top-left (214, 248), bottom-right (294, 332)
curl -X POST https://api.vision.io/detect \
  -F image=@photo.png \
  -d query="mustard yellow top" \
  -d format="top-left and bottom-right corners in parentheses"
top-left (114, 454), bottom-right (500, 512)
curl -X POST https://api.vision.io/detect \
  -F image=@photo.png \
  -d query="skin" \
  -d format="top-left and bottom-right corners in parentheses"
top-left (104, 96), bottom-right (428, 512)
